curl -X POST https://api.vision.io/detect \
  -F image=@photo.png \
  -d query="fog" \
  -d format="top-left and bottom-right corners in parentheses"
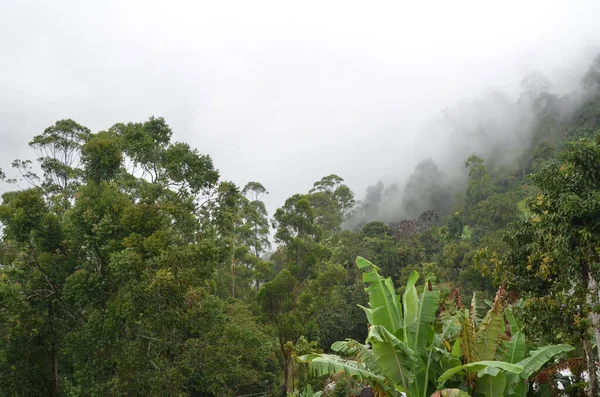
top-left (1, 0), bottom-right (600, 215)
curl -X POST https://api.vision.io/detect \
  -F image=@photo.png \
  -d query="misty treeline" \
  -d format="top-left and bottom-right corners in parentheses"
top-left (2, 55), bottom-right (600, 397)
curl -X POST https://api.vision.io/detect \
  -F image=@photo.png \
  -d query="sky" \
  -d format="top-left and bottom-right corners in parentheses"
top-left (2, 0), bottom-right (600, 213)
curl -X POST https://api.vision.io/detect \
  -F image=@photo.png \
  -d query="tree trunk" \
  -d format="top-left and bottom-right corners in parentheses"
top-left (53, 346), bottom-right (59, 394)
top-left (588, 276), bottom-right (600, 361)
top-left (583, 338), bottom-right (599, 397)
top-left (49, 301), bottom-right (59, 396)
top-left (282, 351), bottom-right (291, 395)
top-left (231, 240), bottom-right (236, 298)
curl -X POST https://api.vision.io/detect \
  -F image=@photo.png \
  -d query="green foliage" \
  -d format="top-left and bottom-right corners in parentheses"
top-left (402, 159), bottom-right (454, 218)
top-left (302, 257), bottom-right (573, 397)
top-left (464, 155), bottom-right (495, 210)
top-left (0, 117), bottom-right (277, 397)
top-left (81, 131), bottom-right (122, 182)
top-left (4, 57), bottom-right (600, 396)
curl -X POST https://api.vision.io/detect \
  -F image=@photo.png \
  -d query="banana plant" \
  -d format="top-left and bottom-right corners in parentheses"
top-left (300, 256), bottom-right (448, 397)
top-left (436, 293), bottom-right (574, 397)
top-left (300, 257), bottom-right (573, 397)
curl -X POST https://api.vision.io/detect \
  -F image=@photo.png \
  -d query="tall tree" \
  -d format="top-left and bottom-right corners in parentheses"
top-left (463, 155), bottom-right (495, 211)
top-left (240, 181), bottom-right (271, 258)
top-left (0, 118), bottom-right (276, 396)
top-left (308, 174), bottom-right (355, 235)
top-left (503, 132), bottom-right (600, 395)
top-left (402, 159), bottom-right (453, 218)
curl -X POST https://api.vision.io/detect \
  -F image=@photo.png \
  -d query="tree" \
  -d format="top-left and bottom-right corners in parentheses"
top-left (402, 159), bottom-right (453, 218)
top-left (272, 194), bottom-right (325, 281)
top-left (29, 119), bottom-right (91, 194)
top-left (502, 132), bottom-right (600, 395)
top-left (80, 130), bottom-right (122, 183)
top-left (0, 188), bottom-right (76, 396)
top-left (240, 181), bottom-right (271, 258)
top-left (308, 174), bottom-right (355, 235)
top-left (0, 118), bottom-right (276, 396)
top-left (464, 156), bottom-right (495, 211)
top-left (257, 269), bottom-right (311, 394)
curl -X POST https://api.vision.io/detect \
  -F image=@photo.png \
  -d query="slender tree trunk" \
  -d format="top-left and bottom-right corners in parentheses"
top-left (583, 337), bottom-right (598, 397)
top-left (282, 352), bottom-right (290, 394)
top-left (49, 302), bottom-right (59, 396)
top-left (588, 276), bottom-right (600, 361)
top-left (582, 254), bottom-right (600, 392)
top-left (53, 346), bottom-right (59, 393)
top-left (231, 240), bottom-right (236, 298)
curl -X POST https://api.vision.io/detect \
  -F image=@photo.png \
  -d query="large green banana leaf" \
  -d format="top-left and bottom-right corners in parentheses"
top-left (503, 331), bottom-right (526, 364)
top-left (298, 353), bottom-right (384, 382)
top-left (403, 270), bottom-right (419, 339)
top-left (517, 344), bottom-right (574, 380)
top-left (367, 324), bottom-right (417, 392)
top-left (474, 373), bottom-right (507, 397)
top-left (437, 361), bottom-right (523, 385)
top-left (357, 256), bottom-right (403, 335)
top-left (331, 339), bottom-right (379, 373)
top-left (410, 277), bottom-right (440, 349)
top-left (504, 307), bottom-right (520, 335)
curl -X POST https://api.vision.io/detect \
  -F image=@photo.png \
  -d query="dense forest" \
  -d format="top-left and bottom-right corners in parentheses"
top-left (2, 54), bottom-right (600, 397)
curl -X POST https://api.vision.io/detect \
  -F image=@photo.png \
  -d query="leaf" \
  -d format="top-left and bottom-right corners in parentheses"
top-left (451, 337), bottom-right (462, 359)
top-left (437, 361), bottom-right (523, 385)
top-left (358, 258), bottom-right (403, 335)
top-left (474, 289), bottom-right (506, 361)
top-left (367, 324), bottom-right (417, 391)
top-left (410, 286), bottom-right (441, 349)
top-left (331, 340), bottom-right (379, 373)
top-left (356, 256), bottom-right (379, 270)
top-left (517, 344), bottom-right (574, 380)
top-left (504, 331), bottom-right (526, 364)
top-left (299, 353), bottom-right (384, 382)
top-left (504, 307), bottom-right (521, 335)
top-left (474, 373), bottom-right (507, 397)
top-left (403, 270), bottom-right (419, 334)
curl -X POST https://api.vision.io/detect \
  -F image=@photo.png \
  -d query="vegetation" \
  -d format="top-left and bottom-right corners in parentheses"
top-left (301, 257), bottom-right (574, 397)
top-left (2, 56), bottom-right (600, 396)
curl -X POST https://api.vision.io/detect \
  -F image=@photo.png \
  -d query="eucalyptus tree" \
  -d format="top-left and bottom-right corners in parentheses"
top-left (0, 118), bottom-right (275, 396)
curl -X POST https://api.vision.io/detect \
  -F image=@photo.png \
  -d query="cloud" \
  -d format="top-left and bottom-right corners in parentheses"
top-left (1, 0), bottom-right (600, 215)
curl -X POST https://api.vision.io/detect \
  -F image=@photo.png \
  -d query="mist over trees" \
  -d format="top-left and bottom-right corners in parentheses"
top-left (2, 54), bottom-right (600, 396)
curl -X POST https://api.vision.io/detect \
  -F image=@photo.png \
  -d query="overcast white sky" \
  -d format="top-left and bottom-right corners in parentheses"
top-left (1, 0), bottom-right (600, 212)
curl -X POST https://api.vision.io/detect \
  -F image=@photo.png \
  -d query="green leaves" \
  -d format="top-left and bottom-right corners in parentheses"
top-left (81, 131), bottom-right (122, 182)
top-left (411, 276), bottom-right (440, 349)
top-left (0, 117), bottom-right (281, 397)
top-left (517, 344), bottom-right (574, 380)
top-left (302, 257), bottom-right (575, 397)
top-left (367, 325), bottom-right (417, 391)
top-left (299, 353), bottom-right (384, 382)
top-left (357, 256), bottom-right (403, 335)
top-left (436, 361), bottom-right (523, 384)
top-left (504, 332), bottom-right (526, 364)
top-left (474, 288), bottom-right (506, 361)
top-left (474, 373), bottom-right (507, 397)
top-left (403, 271), bottom-right (420, 337)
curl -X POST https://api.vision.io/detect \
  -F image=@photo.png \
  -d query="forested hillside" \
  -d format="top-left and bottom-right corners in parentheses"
top-left (2, 55), bottom-right (600, 396)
